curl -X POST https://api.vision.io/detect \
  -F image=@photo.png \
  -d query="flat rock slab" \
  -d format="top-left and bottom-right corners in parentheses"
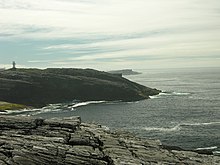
top-left (0, 115), bottom-right (219, 165)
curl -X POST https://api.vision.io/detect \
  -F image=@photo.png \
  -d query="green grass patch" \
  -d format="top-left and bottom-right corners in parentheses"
top-left (0, 101), bottom-right (28, 111)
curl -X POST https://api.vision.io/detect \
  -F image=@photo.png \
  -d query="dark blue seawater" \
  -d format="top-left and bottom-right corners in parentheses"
top-left (5, 67), bottom-right (220, 151)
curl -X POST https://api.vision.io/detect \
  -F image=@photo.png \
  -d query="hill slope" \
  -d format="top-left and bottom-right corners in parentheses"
top-left (0, 68), bottom-right (160, 107)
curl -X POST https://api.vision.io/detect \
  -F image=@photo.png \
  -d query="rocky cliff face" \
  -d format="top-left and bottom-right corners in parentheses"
top-left (0, 115), bottom-right (219, 165)
top-left (0, 68), bottom-right (160, 107)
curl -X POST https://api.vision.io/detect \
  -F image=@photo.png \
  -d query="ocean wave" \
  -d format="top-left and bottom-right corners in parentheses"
top-left (2, 100), bottom-right (108, 116)
top-left (149, 92), bottom-right (166, 99)
top-left (144, 125), bottom-right (181, 132)
top-left (1, 103), bottom-right (69, 116)
top-left (195, 146), bottom-right (218, 151)
top-left (172, 92), bottom-right (191, 95)
top-left (149, 91), bottom-right (191, 99)
top-left (162, 91), bottom-right (191, 96)
top-left (181, 121), bottom-right (220, 127)
top-left (31, 107), bottom-right (74, 116)
top-left (149, 95), bottom-right (160, 99)
top-left (143, 121), bottom-right (220, 133)
top-left (43, 103), bottom-right (62, 109)
top-left (0, 108), bottom-right (41, 115)
top-left (71, 101), bottom-right (106, 109)
top-left (125, 101), bottom-right (140, 104)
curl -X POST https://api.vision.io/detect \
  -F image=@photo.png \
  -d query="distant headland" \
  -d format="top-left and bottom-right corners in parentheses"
top-left (108, 69), bottom-right (141, 76)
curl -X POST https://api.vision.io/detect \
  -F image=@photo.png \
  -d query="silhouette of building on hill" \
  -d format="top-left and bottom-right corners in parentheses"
top-left (12, 61), bottom-right (16, 70)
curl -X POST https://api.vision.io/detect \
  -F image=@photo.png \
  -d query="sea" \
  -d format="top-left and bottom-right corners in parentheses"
top-left (3, 67), bottom-right (220, 152)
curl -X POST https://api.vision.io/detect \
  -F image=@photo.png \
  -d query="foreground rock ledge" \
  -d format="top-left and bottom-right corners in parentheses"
top-left (0, 116), bottom-right (219, 165)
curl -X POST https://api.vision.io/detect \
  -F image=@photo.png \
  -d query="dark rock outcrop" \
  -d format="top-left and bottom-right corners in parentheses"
top-left (0, 115), bottom-right (219, 165)
top-left (0, 68), bottom-right (160, 107)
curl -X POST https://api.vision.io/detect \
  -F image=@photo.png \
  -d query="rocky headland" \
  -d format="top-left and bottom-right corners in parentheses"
top-left (108, 69), bottom-right (141, 76)
top-left (0, 68), bottom-right (160, 108)
top-left (0, 115), bottom-right (219, 165)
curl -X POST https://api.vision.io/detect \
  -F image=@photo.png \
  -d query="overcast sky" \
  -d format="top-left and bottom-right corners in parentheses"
top-left (0, 0), bottom-right (220, 70)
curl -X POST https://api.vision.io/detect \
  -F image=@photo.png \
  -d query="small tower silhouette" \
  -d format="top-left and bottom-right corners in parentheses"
top-left (12, 61), bottom-right (16, 69)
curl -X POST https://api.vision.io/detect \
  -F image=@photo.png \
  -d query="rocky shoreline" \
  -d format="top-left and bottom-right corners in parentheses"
top-left (0, 115), bottom-right (219, 165)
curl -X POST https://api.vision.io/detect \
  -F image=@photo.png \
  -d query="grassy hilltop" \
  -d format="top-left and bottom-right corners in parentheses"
top-left (0, 101), bottom-right (27, 111)
top-left (0, 68), bottom-right (160, 108)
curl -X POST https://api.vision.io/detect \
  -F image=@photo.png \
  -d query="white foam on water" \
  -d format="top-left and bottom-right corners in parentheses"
top-left (28, 104), bottom-right (67, 115)
top-left (71, 101), bottom-right (106, 109)
top-left (3, 100), bottom-right (108, 115)
top-left (172, 92), bottom-right (191, 95)
top-left (149, 91), bottom-right (191, 99)
top-left (144, 125), bottom-right (181, 132)
top-left (181, 121), bottom-right (220, 126)
top-left (142, 121), bottom-right (219, 133)
top-left (149, 95), bottom-right (160, 99)
top-left (125, 101), bottom-right (140, 104)
top-left (43, 103), bottom-right (62, 109)
top-left (162, 91), bottom-right (191, 96)
top-left (195, 146), bottom-right (218, 151)
top-left (1, 108), bottom-right (41, 115)
top-left (149, 92), bottom-right (166, 99)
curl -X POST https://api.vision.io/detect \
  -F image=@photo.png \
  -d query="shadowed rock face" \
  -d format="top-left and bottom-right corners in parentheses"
top-left (0, 68), bottom-right (160, 107)
top-left (0, 115), bottom-right (219, 165)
